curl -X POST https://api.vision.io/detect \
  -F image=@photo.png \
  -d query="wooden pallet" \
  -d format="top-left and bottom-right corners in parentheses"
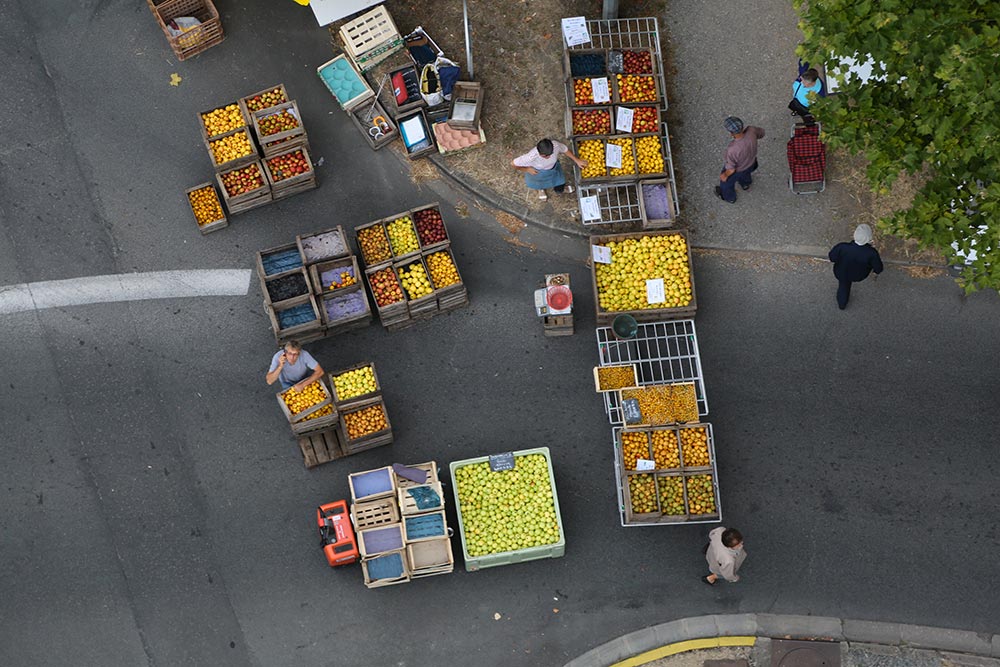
top-left (544, 314), bottom-right (574, 337)
top-left (297, 428), bottom-right (344, 469)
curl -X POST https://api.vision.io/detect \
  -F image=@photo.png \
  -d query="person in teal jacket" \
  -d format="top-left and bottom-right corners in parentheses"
top-left (792, 68), bottom-right (824, 110)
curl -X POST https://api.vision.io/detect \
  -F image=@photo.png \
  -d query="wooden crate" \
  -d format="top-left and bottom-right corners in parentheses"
top-left (355, 220), bottom-right (393, 268)
top-left (262, 267), bottom-right (312, 311)
top-left (260, 132), bottom-right (309, 159)
top-left (612, 73), bottom-right (662, 106)
top-left (410, 203), bottom-right (449, 252)
top-left (574, 135), bottom-right (640, 183)
top-left (423, 245), bottom-right (465, 298)
top-left (352, 498), bottom-right (400, 531)
top-left (402, 510), bottom-right (448, 544)
top-left (684, 471), bottom-right (721, 520)
top-left (197, 102), bottom-right (249, 142)
top-left (619, 382), bottom-right (699, 429)
top-left (447, 81), bottom-right (483, 131)
top-left (567, 74), bottom-right (614, 109)
top-left (319, 288), bottom-right (373, 334)
top-left (593, 364), bottom-right (639, 393)
top-left (257, 242), bottom-right (304, 280)
top-left (361, 550), bottom-right (409, 588)
top-left (204, 126), bottom-right (258, 173)
top-left (216, 160), bottom-right (271, 215)
top-left (185, 182), bottom-right (227, 234)
top-left (297, 226), bottom-right (350, 265)
top-left (152, 0), bottom-right (224, 62)
top-left (638, 178), bottom-right (676, 229)
top-left (291, 405), bottom-right (338, 436)
top-left (612, 104), bottom-right (661, 135)
top-left (275, 377), bottom-right (333, 424)
top-left (353, 38), bottom-right (404, 72)
top-left (266, 293), bottom-right (322, 343)
top-left (407, 537), bottom-right (454, 576)
top-left (349, 466), bottom-right (396, 503)
top-left (397, 481), bottom-right (444, 516)
top-left (263, 145), bottom-right (316, 195)
top-left (365, 265), bottom-right (409, 326)
top-left (589, 230), bottom-right (697, 324)
top-left (395, 257), bottom-right (438, 317)
top-left (349, 99), bottom-right (398, 151)
top-left (382, 212), bottom-right (422, 263)
top-left (544, 314), bottom-right (574, 337)
top-left (397, 109), bottom-right (437, 160)
top-left (316, 55), bottom-right (375, 112)
top-left (358, 523), bottom-right (405, 559)
top-left (339, 397), bottom-right (394, 452)
top-left (297, 428), bottom-right (344, 469)
top-left (328, 362), bottom-right (381, 407)
top-left (388, 64), bottom-right (426, 115)
top-left (308, 256), bottom-right (361, 295)
top-left (239, 84), bottom-right (289, 120)
top-left (623, 471), bottom-right (668, 524)
top-left (438, 289), bottom-right (470, 313)
top-left (563, 47), bottom-right (609, 81)
top-left (394, 462), bottom-right (439, 489)
top-left (339, 4), bottom-right (400, 59)
top-left (252, 101), bottom-right (305, 149)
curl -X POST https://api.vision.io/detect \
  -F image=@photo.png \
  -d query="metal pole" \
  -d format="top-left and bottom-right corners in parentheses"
top-left (463, 0), bottom-right (474, 78)
top-left (602, 0), bottom-right (619, 20)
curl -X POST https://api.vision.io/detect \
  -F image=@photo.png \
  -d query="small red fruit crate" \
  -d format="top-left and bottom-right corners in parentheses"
top-left (569, 107), bottom-right (613, 137)
top-left (263, 145), bottom-right (315, 189)
top-left (619, 49), bottom-right (655, 75)
top-left (239, 84), bottom-right (289, 119)
top-left (410, 203), bottom-right (450, 251)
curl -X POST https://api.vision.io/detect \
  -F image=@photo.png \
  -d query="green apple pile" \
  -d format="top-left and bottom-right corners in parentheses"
top-left (454, 454), bottom-right (560, 557)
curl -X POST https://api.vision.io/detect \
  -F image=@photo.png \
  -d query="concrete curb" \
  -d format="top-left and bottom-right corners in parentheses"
top-left (564, 614), bottom-right (1000, 667)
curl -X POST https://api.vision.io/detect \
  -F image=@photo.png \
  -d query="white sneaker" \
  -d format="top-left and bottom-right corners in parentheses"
top-left (538, 191), bottom-right (548, 200)
top-left (564, 185), bottom-right (575, 194)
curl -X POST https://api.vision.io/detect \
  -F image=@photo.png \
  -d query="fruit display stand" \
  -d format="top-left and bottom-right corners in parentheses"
top-left (149, 0), bottom-right (224, 61)
top-left (595, 319), bottom-right (709, 425)
top-left (450, 448), bottom-right (565, 572)
top-left (185, 183), bottom-right (227, 234)
top-left (350, 461), bottom-right (455, 587)
top-left (562, 17), bottom-right (680, 227)
top-left (263, 146), bottom-right (317, 200)
top-left (589, 230), bottom-right (696, 325)
top-left (613, 425), bottom-right (722, 526)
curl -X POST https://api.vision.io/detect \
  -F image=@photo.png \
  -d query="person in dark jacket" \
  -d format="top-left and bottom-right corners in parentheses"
top-left (828, 224), bottom-right (884, 309)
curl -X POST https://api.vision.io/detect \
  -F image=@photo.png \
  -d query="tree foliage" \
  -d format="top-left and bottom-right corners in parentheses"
top-left (795, 0), bottom-right (1000, 291)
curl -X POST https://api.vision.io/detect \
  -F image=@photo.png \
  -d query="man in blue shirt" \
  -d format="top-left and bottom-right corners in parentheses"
top-left (828, 224), bottom-right (884, 310)
top-left (266, 340), bottom-right (324, 391)
top-left (793, 69), bottom-right (823, 109)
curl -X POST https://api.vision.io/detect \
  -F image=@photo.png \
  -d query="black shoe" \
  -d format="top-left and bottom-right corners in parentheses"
top-left (714, 186), bottom-right (734, 203)
top-left (740, 183), bottom-right (752, 191)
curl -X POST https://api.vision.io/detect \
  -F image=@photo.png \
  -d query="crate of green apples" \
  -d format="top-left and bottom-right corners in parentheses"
top-left (450, 447), bottom-right (564, 572)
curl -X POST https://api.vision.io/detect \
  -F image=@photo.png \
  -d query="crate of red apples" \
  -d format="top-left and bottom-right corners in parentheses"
top-left (263, 146), bottom-right (317, 199)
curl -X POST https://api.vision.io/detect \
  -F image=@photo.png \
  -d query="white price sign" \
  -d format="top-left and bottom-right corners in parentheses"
top-left (645, 278), bottom-right (665, 304)
top-left (591, 77), bottom-right (610, 103)
top-left (580, 196), bottom-right (602, 222)
top-left (616, 107), bottom-right (635, 133)
top-left (636, 459), bottom-right (655, 471)
top-left (591, 244), bottom-right (613, 264)
top-left (605, 143), bottom-right (622, 169)
top-left (561, 16), bottom-right (591, 47)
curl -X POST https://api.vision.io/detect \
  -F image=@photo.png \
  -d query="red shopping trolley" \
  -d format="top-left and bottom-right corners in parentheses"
top-left (787, 122), bottom-right (826, 194)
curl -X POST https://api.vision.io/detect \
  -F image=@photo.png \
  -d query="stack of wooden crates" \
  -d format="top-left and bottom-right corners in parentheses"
top-left (349, 462), bottom-right (454, 588)
top-left (354, 202), bottom-right (470, 331)
top-left (331, 362), bottom-right (394, 456)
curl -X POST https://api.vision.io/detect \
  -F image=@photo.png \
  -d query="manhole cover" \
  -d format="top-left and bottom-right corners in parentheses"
top-left (771, 639), bottom-right (840, 667)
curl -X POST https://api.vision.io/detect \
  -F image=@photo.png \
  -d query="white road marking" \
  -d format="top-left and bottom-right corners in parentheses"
top-left (0, 270), bottom-right (252, 314)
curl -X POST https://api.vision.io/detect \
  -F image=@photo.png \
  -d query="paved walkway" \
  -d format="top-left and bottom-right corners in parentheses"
top-left (565, 614), bottom-right (1000, 667)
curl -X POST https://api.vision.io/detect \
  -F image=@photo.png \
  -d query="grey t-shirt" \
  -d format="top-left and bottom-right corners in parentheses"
top-left (269, 349), bottom-right (318, 386)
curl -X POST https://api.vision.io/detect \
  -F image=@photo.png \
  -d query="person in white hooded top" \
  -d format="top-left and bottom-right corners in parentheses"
top-left (703, 527), bottom-right (746, 585)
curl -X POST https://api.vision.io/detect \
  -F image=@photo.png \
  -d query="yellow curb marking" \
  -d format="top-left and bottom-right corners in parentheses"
top-left (612, 636), bottom-right (757, 667)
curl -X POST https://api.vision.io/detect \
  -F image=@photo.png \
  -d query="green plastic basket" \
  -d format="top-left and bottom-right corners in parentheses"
top-left (449, 447), bottom-right (565, 572)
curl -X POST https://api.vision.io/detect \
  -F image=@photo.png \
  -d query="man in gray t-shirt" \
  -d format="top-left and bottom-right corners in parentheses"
top-left (715, 116), bottom-right (765, 203)
top-left (266, 340), bottom-right (324, 391)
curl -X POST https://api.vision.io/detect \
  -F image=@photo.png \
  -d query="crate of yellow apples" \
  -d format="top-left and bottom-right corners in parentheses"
top-left (590, 230), bottom-right (696, 324)
top-left (329, 362), bottom-right (381, 407)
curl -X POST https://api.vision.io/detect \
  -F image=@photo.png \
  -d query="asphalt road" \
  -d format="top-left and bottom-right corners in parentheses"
top-left (2, 2), bottom-right (999, 667)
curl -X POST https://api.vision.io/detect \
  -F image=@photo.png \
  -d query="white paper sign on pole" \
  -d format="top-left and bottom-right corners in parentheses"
top-left (591, 77), bottom-right (610, 103)
top-left (636, 459), bottom-right (656, 471)
top-left (592, 245), bottom-right (613, 264)
top-left (605, 143), bottom-right (622, 169)
top-left (580, 196), bottom-right (602, 222)
top-left (561, 17), bottom-right (591, 47)
top-left (645, 278), bottom-right (666, 304)
top-left (615, 107), bottom-right (635, 133)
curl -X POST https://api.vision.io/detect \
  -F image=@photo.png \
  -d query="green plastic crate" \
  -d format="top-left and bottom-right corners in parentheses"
top-left (449, 447), bottom-right (565, 572)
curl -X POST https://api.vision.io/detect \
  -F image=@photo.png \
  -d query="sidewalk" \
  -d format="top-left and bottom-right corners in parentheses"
top-left (565, 614), bottom-right (1000, 667)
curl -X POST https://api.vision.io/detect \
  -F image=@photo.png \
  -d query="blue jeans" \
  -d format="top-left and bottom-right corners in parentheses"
top-left (719, 160), bottom-right (758, 202)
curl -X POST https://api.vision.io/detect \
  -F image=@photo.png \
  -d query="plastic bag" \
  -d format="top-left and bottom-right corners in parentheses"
top-left (166, 17), bottom-right (202, 37)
